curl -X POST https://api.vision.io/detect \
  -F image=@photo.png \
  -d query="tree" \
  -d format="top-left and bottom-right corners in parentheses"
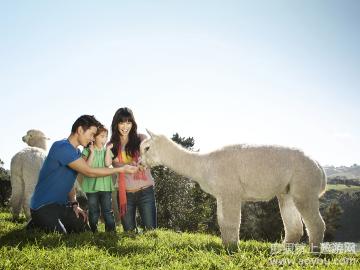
top-left (322, 202), bottom-right (343, 241)
top-left (240, 199), bottom-right (283, 242)
top-left (0, 158), bottom-right (11, 206)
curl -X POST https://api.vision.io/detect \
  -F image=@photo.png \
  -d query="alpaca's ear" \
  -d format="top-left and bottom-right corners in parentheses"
top-left (146, 129), bottom-right (156, 138)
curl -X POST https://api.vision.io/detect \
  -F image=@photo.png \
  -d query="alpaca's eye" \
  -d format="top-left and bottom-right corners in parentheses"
top-left (144, 147), bottom-right (150, 152)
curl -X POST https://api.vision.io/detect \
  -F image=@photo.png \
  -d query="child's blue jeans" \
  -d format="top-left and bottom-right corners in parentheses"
top-left (87, 191), bottom-right (115, 232)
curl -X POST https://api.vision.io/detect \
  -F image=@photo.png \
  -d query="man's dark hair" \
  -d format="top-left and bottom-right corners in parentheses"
top-left (71, 115), bottom-right (102, 134)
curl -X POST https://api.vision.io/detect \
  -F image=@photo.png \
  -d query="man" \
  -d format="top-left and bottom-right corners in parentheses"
top-left (29, 115), bottom-right (138, 233)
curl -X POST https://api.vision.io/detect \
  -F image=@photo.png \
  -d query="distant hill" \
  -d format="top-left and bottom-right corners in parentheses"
top-left (324, 164), bottom-right (360, 179)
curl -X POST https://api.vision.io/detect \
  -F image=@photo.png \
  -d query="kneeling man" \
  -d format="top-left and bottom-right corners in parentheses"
top-left (29, 115), bottom-right (138, 233)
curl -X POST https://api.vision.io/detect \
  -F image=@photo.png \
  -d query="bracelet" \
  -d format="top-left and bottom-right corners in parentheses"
top-left (71, 201), bottom-right (79, 207)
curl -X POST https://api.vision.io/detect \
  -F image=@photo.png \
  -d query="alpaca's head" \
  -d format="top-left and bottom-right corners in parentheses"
top-left (22, 129), bottom-right (49, 150)
top-left (140, 130), bottom-right (164, 167)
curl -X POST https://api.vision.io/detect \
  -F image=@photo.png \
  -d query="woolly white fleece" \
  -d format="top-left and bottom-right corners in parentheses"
top-left (140, 131), bottom-right (326, 248)
top-left (10, 130), bottom-right (48, 220)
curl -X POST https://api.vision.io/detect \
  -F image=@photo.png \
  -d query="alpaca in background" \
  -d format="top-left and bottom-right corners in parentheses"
top-left (10, 130), bottom-right (48, 220)
top-left (140, 130), bottom-right (326, 250)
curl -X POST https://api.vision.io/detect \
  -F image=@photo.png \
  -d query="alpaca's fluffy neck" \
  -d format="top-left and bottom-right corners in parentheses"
top-left (158, 137), bottom-right (205, 183)
top-left (32, 139), bottom-right (47, 151)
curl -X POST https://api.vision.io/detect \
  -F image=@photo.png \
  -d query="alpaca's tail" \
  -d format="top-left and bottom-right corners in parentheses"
top-left (316, 161), bottom-right (327, 197)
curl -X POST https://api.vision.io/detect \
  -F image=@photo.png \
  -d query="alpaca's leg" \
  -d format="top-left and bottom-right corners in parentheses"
top-left (292, 194), bottom-right (325, 249)
top-left (216, 196), bottom-right (242, 247)
top-left (23, 182), bottom-right (35, 220)
top-left (22, 165), bottom-right (40, 220)
top-left (277, 194), bottom-right (303, 243)
top-left (10, 173), bottom-right (24, 220)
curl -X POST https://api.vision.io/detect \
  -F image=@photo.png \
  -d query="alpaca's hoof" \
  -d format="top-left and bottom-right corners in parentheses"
top-left (310, 245), bottom-right (321, 254)
top-left (224, 242), bottom-right (239, 254)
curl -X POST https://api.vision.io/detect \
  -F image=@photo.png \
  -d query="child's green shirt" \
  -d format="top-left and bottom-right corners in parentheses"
top-left (81, 148), bottom-right (115, 193)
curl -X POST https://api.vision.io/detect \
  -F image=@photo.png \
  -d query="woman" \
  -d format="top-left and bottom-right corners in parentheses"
top-left (110, 107), bottom-right (157, 231)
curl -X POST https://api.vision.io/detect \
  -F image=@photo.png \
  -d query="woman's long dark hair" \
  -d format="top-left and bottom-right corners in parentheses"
top-left (110, 107), bottom-right (141, 159)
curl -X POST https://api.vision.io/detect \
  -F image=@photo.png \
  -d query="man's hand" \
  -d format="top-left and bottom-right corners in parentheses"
top-left (73, 205), bottom-right (88, 223)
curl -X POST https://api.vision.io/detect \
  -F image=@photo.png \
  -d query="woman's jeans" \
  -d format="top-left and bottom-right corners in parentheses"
top-left (87, 191), bottom-right (115, 232)
top-left (120, 186), bottom-right (157, 231)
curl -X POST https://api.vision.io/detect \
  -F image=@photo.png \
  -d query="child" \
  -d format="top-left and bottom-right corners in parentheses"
top-left (82, 125), bottom-right (116, 232)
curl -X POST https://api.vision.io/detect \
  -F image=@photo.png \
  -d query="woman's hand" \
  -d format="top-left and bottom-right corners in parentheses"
top-left (138, 164), bottom-right (147, 171)
top-left (120, 165), bottom-right (139, 174)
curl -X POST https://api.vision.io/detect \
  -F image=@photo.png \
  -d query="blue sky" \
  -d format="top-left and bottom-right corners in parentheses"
top-left (1, 0), bottom-right (359, 169)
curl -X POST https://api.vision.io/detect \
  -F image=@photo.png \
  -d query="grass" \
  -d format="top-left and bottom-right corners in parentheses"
top-left (0, 208), bottom-right (359, 269)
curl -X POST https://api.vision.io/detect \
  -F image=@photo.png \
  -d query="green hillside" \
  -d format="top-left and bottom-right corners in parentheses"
top-left (326, 184), bottom-right (360, 192)
top-left (0, 209), bottom-right (359, 270)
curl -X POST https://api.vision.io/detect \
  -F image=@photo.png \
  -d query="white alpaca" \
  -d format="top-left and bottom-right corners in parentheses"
top-left (10, 130), bottom-right (48, 220)
top-left (140, 131), bottom-right (326, 249)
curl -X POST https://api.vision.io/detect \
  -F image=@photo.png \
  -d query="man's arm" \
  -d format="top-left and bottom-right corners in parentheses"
top-left (68, 157), bottom-right (138, 177)
top-left (68, 186), bottom-right (77, 203)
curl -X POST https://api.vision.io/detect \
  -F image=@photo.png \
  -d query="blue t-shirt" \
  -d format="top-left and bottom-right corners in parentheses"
top-left (30, 139), bottom-right (81, 209)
